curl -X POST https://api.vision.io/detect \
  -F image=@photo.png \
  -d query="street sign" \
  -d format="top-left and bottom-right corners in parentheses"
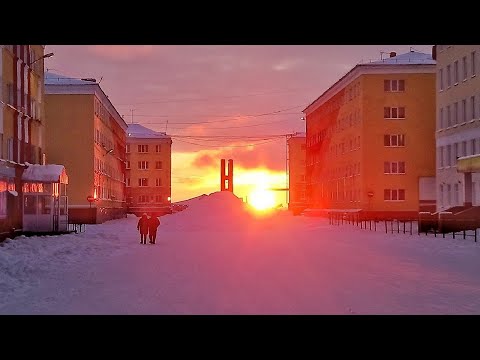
top-left (87, 195), bottom-right (95, 203)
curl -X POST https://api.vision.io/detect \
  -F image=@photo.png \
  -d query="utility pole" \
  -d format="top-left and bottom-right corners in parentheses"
top-left (130, 109), bottom-right (135, 124)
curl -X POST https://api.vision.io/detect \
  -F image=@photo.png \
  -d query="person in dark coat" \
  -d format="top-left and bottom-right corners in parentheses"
top-left (148, 215), bottom-right (161, 244)
top-left (137, 213), bottom-right (149, 244)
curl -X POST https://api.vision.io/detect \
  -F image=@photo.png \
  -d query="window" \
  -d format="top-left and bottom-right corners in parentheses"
top-left (126, 178), bottom-right (130, 187)
top-left (138, 161), bottom-right (149, 170)
top-left (7, 138), bottom-right (13, 161)
top-left (462, 99), bottom-right (467, 122)
top-left (439, 69), bottom-right (444, 90)
top-left (447, 64), bottom-right (451, 87)
top-left (454, 143), bottom-right (458, 162)
top-left (126, 144), bottom-right (130, 153)
top-left (155, 145), bottom-right (161, 153)
top-left (454, 183), bottom-right (460, 204)
top-left (384, 161), bottom-right (405, 174)
top-left (138, 145), bottom-right (148, 153)
top-left (454, 60), bottom-right (459, 84)
top-left (156, 178), bottom-right (162, 186)
top-left (384, 189), bottom-right (406, 201)
top-left (384, 134), bottom-right (405, 147)
top-left (462, 141), bottom-right (467, 157)
top-left (384, 79), bottom-right (405, 92)
top-left (446, 105), bottom-right (451, 127)
top-left (471, 96), bottom-right (476, 120)
top-left (24, 195), bottom-right (37, 214)
top-left (439, 184), bottom-right (444, 207)
top-left (439, 147), bottom-right (444, 167)
top-left (155, 161), bottom-right (163, 170)
top-left (447, 184), bottom-right (452, 205)
top-left (384, 107), bottom-right (405, 119)
top-left (472, 51), bottom-right (476, 76)
top-left (138, 178), bottom-right (148, 187)
top-left (126, 161), bottom-right (130, 169)
top-left (463, 56), bottom-right (468, 80)
top-left (472, 139), bottom-right (477, 155)
top-left (155, 195), bottom-right (162, 203)
top-left (446, 145), bottom-right (452, 166)
top-left (440, 108), bottom-right (444, 128)
top-left (454, 102), bottom-right (458, 124)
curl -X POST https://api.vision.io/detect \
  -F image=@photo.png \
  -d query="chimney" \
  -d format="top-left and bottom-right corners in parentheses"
top-left (389, 51), bottom-right (396, 58)
top-left (432, 45), bottom-right (437, 60)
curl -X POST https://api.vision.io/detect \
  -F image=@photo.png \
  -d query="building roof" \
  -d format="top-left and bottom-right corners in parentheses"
top-left (303, 50), bottom-right (436, 114)
top-left (45, 72), bottom-right (96, 85)
top-left (369, 51), bottom-right (435, 65)
top-left (22, 164), bottom-right (69, 184)
top-left (127, 123), bottom-right (171, 139)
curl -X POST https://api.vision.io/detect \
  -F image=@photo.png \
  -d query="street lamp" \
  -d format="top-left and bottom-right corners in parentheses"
top-left (29, 52), bottom-right (54, 66)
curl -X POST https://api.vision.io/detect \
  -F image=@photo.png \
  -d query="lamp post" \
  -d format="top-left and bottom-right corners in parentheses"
top-left (29, 52), bottom-right (54, 66)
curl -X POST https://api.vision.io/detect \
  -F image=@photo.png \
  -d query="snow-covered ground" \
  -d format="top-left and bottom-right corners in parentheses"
top-left (1, 191), bottom-right (480, 315)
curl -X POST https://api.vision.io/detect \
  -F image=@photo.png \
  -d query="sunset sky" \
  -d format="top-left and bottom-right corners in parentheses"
top-left (44, 45), bottom-right (431, 204)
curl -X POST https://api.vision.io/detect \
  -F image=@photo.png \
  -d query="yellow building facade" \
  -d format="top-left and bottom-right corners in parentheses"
top-left (125, 123), bottom-right (172, 216)
top-left (1, 45), bottom-right (48, 236)
top-left (303, 50), bottom-right (437, 217)
top-left (44, 73), bottom-right (128, 223)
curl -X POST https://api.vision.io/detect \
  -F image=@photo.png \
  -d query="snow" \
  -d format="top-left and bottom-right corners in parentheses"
top-left (370, 51), bottom-right (436, 65)
top-left (22, 164), bottom-right (68, 183)
top-left (1, 190), bottom-right (480, 314)
top-left (127, 123), bottom-right (170, 139)
top-left (44, 72), bottom-right (96, 85)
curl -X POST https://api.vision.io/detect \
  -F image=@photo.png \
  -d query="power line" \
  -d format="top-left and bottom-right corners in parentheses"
top-left (127, 105), bottom-right (305, 125)
top-left (115, 87), bottom-right (318, 106)
top-left (173, 137), bottom-right (283, 148)
top-left (161, 118), bottom-right (296, 130)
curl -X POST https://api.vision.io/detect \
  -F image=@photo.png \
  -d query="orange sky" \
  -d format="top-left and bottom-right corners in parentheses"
top-left (44, 45), bottom-right (431, 204)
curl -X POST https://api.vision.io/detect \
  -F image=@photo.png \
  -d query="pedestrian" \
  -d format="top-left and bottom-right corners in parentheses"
top-left (137, 213), bottom-right (149, 244)
top-left (148, 214), bottom-right (161, 244)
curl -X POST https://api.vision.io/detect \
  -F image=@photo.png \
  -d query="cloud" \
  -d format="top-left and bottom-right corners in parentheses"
top-left (191, 146), bottom-right (285, 172)
top-left (88, 45), bottom-right (155, 61)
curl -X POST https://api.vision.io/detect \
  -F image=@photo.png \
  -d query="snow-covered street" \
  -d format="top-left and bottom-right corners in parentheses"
top-left (1, 192), bottom-right (480, 315)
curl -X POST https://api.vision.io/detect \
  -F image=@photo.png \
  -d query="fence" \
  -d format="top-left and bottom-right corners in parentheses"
top-left (327, 211), bottom-right (479, 242)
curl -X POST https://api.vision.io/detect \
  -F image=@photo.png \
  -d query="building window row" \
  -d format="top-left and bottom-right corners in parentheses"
top-left (128, 144), bottom-right (162, 153)
top-left (438, 138), bottom-right (480, 168)
top-left (95, 128), bottom-right (113, 151)
top-left (133, 177), bottom-right (164, 187)
top-left (439, 50), bottom-right (477, 91)
top-left (439, 96), bottom-right (478, 129)
top-left (138, 195), bottom-right (165, 203)
top-left (438, 183), bottom-right (462, 207)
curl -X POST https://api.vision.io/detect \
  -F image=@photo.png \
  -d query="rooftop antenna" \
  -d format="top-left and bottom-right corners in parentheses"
top-left (165, 120), bottom-right (168, 132)
top-left (98, 76), bottom-right (103, 84)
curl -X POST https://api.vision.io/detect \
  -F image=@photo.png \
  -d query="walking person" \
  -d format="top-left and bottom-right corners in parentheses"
top-left (137, 213), bottom-right (149, 244)
top-left (148, 214), bottom-right (161, 244)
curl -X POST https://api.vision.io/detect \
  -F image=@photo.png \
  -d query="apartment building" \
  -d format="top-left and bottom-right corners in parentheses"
top-left (287, 132), bottom-right (306, 212)
top-left (303, 49), bottom-right (437, 217)
top-left (436, 45), bottom-right (480, 211)
top-left (125, 123), bottom-right (172, 216)
top-left (44, 72), bottom-right (128, 223)
top-left (1, 45), bottom-right (48, 235)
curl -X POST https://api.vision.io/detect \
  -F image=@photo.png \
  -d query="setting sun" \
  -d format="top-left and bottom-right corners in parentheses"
top-left (248, 188), bottom-right (276, 211)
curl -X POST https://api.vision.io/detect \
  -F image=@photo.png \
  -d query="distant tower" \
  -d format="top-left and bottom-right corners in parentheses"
top-left (220, 159), bottom-right (234, 192)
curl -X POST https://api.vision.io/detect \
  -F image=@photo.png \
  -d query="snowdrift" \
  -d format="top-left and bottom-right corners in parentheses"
top-left (162, 191), bottom-right (253, 231)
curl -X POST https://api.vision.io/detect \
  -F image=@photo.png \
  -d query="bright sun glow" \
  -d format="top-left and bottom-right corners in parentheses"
top-left (248, 188), bottom-right (276, 211)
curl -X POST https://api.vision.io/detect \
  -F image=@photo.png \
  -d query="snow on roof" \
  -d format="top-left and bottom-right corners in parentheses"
top-left (292, 132), bottom-right (306, 138)
top-left (369, 51), bottom-right (435, 65)
top-left (45, 72), bottom-right (97, 86)
top-left (127, 123), bottom-right (171, 139)
top-left (22, 164), bottom-right (69, 184)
